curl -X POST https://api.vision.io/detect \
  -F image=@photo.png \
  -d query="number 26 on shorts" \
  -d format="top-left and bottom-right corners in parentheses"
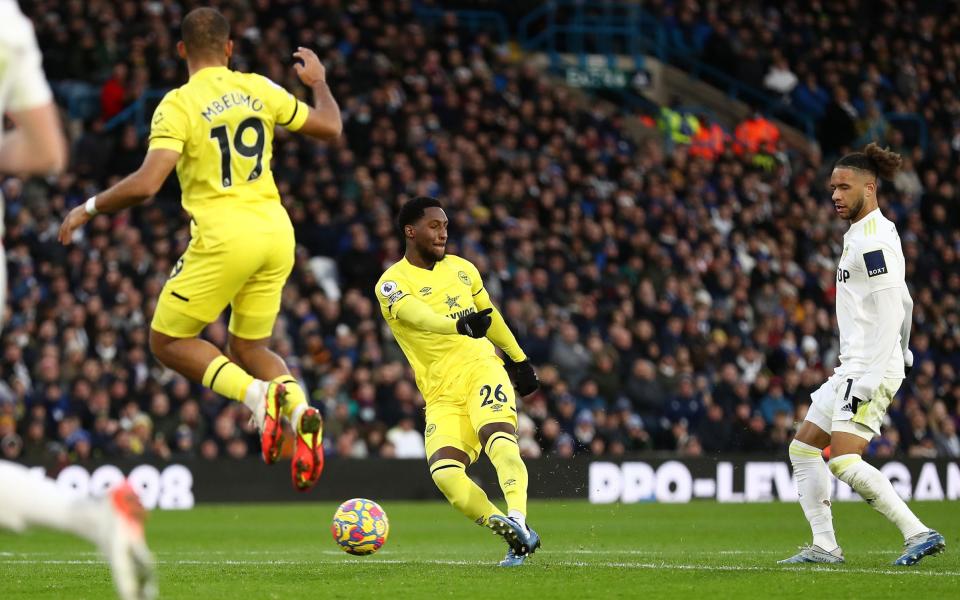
top-left (479, 384), bottom-right (508, 407)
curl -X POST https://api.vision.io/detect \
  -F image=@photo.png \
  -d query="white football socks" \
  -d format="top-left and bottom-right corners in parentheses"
top-left (829, 454), bottom-right (928, 541)
top-left (508, 509), bottom-right (527, 531)
top-left (0, 460), bottom-right (100, 542)
top-left (242, 380), bottom-right (268, 428)
top-left (290, 402), bottom-right (309, 434)
top-left (788, 440), bottom-right (838, 551)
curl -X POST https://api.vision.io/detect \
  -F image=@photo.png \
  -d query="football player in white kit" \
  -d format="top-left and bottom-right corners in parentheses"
top-left (0, 2), bottom-right (156, 598)
top-left (780, 143), bottom-right (945, 566)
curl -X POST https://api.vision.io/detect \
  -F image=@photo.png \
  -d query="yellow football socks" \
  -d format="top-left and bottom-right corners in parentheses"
top-left (201, 355), bottom-right (255, 402)
top-left (485, 432), bottom-right (528, 518)
top-left (430, 458), bottom-right (503, 526)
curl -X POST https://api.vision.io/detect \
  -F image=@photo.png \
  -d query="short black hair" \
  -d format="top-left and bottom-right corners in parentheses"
top-left (835, 142), bottom-right (902, 181)
top-left (397, 196), bottom-right (442, 232)
top-left (181, 7), bottom-right (230, 58)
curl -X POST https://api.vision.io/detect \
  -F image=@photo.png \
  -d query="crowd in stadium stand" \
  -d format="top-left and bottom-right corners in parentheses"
top-left (1, 1), bottom-right (958, 467)
top-left (651, 0), bottom-right (960, 157)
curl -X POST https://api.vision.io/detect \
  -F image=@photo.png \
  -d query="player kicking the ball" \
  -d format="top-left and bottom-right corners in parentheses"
top-left (59, 7), bottom-right (342, 491)
top-left (376, 197), bottom-right (541, 566)
top-left (781, 143), bottom-right (945, 566)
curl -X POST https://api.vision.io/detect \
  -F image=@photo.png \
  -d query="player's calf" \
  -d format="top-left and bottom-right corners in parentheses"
top-left (828, 452), bottom-right (929, 542)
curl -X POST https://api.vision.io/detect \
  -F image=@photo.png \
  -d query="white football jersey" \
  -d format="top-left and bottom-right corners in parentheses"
top-left (0, 0), bottom-right (53, 141)
top-left (834, 207), bottom-right (907, 378)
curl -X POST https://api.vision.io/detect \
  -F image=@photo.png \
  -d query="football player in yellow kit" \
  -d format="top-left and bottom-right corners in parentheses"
top-left (59, 7), bottom-right (341, 491)
top-left (376, 196), bottom-right (541, 566)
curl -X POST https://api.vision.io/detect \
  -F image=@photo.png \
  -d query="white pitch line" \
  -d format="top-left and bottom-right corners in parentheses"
top-left (547, 549), bottom-right (898, 556)
top-left (553, 561), bottom-right (960, 578)
top-left (0, 547), bottom-right (940, 560)
top-left (0, 557), bottom-right (956, 577)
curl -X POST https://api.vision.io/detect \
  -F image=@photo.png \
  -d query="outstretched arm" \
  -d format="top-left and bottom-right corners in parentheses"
top-left (58, 148), bottom-right (180, 244)
top-left (291, 47), bottom-right (342, 141)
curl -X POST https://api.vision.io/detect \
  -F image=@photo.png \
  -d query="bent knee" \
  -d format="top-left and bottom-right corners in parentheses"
top-left (478, 422), bottom-right (516, 448)
top-left (788, 439), bottom-right (823, 462)
top-left (149, 329), bottom-right (173, 362)
top-left (828, 454), bottom-right (862, 478)
top-left (429, 459), bottom-right (467, 494)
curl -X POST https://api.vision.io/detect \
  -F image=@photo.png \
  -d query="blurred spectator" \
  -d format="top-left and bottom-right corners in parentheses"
top-left (386, 416), bottom-right (426, 459)
top-left (758, 379), bottom-right (792, 425)
top-left (100, 62), bottom-right (129, 121)
top-left (696, 403), bottom-right (731, 455)
top-left (934, 419), bottom-right (960, 459)
top-left (763, 52), bottom-right (798, 96)
top-left (624, 360), bottom-right (667, 422)
top-left (734, 110), bottom-right (780, 155)
top-left (819, 86), bottom-right (858, 157)
top-left (791, 74), bottom-right (830, 119)
top-left (2, 434), bottom-right (22, 460)
top-left (688, 116), bottom-right (729, 161)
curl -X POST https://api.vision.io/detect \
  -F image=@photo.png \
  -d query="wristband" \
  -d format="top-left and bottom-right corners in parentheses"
top-left (84, 196), bottom-right (99, 216)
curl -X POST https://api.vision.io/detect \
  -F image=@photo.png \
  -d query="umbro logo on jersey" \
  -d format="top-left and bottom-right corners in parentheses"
top-left (863, 250), bottom-right (888, 278)
top-left (419, 287), bottom-right (432, 296)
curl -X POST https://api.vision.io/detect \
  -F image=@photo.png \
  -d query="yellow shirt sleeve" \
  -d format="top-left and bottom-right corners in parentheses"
top-left (464, 259), bottom-right (485, 298)
top-left (376, 271), bottom-right (457, 334)
top-left (148, 91), bottom-right (188, 153)
top-left (256, 74), bottom-right (310, 132)
top-left (395, 297), bottom-right (459, 335)
top-left (376, 274), bottom-right (412, 318)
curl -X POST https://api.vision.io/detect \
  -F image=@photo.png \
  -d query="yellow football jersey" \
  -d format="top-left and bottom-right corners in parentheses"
top-left (376, 255), bottom-right (499, 401)
top-left (148, 66), bottom-right (309, 244)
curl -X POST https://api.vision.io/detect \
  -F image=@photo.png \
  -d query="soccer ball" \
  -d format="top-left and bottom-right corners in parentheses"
top-left (331, 498), bottom-right (389, 555)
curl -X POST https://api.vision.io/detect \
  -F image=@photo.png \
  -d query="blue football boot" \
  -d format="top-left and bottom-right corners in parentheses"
top-left (489, 515), bottom-right (541, 567)
top-left (893, 530), bottom-right (945, 566)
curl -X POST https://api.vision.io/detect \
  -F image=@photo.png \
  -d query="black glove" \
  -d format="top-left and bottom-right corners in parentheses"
top-left (506, 360), bottom-right (539, 397)
top-left (456, 308), bottom-right (493, 338)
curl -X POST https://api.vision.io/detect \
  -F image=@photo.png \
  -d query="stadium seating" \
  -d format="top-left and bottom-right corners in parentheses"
top-left (1, 1), bottom-right (957, 465)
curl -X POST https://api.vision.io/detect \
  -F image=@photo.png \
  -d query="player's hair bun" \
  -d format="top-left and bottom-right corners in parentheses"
top-left (863, 142), bottom-right (902, 180)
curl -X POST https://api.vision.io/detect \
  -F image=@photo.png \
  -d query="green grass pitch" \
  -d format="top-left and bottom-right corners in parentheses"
top-left (1, 500), bottom-right (957, 599)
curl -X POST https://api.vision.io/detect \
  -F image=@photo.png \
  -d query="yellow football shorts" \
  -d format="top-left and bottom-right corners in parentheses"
top-left (151, 215), bottom-right (295, 340)
top-left (424, 356), bottom-right (518, 464)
